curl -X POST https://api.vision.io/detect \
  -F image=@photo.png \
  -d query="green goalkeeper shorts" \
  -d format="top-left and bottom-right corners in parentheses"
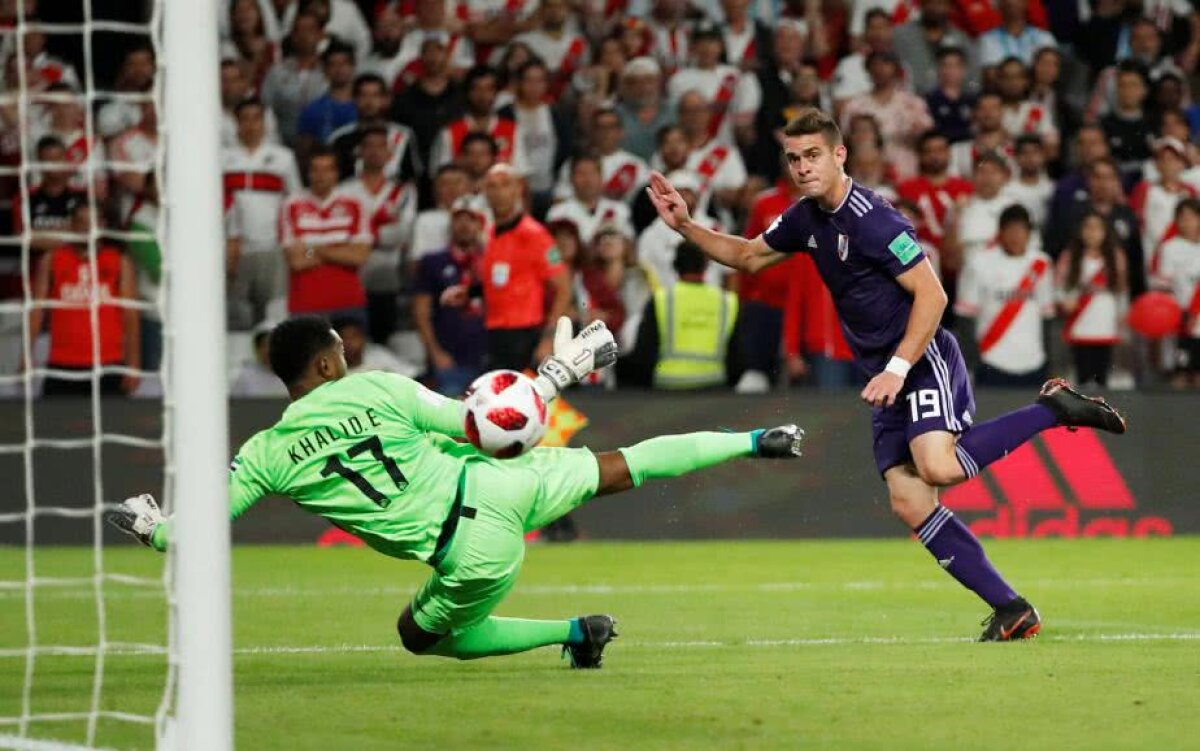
top-left (409, 447), bottom-right (600, 635)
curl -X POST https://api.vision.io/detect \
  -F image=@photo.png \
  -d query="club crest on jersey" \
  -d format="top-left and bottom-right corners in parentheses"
top-left (837, 234), bottom-right (849, 261)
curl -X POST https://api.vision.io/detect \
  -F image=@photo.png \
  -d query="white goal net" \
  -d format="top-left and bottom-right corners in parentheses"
top-left (0, 0), bottom-right (229, 748)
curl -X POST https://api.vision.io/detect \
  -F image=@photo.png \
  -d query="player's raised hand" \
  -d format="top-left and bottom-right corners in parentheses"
top-left (860, 371), bottom-right (904, 408)
top-left (646, 171), bottom-right (691, 231)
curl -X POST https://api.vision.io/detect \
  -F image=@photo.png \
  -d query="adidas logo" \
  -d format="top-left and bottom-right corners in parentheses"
top-left (938, 556), bottom-right (954, 569)
top-left (807, 235), bottom-right (818, 249)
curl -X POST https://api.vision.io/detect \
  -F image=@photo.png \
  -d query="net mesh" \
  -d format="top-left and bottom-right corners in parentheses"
top-left (0, 1), bottom-right (174, 748)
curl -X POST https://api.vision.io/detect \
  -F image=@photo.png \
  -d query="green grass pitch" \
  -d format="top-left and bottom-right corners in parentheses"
top-left (2, 538), bottom-right (1199, 750)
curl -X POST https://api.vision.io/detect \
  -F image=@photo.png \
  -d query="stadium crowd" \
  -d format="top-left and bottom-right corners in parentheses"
top-left (2, 0), bottom-right (1200, 398)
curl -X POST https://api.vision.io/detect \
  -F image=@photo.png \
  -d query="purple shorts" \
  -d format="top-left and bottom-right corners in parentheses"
top-left (871, 328), bottom-right (976, 477)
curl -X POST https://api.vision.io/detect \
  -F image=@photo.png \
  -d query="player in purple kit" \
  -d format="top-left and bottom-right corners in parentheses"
top-left (647, 107), bottom-right (1128, 641)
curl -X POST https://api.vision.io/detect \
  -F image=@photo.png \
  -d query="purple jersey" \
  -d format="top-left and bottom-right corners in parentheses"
top-left (762, 180), bottom-right (927, 375)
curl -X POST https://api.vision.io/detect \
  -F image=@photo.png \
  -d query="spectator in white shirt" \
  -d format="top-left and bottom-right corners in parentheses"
top-left (410, 164), bottom-right (475, 264)
top-left (230, 322), bottom-right (289, 397)
top-left (334, 316), bottom-right (419, 377)
top-left (666, 22), bottom-right (761, 148)
top-left (220, 59), bottom-right (281, 148)
top-left (955, 204), bottom-right (1055, 387)
top-left (946, 150), bottom-right (1019, 267)
top-left (1007, 134), bottom-right (1054, 230)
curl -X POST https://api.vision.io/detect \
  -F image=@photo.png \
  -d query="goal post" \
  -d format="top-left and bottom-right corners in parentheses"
top-left (163, 0), bottom-right (233, 748)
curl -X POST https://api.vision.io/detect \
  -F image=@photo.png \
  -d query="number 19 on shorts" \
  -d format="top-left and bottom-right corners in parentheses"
top-left (906, 389), bottom-right (942, 423)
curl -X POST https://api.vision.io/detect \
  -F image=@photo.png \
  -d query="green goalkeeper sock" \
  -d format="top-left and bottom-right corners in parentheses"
top-left (618, 431), bottom-right (756, 488)
top-left (425, 617), bottom-right (574, 660)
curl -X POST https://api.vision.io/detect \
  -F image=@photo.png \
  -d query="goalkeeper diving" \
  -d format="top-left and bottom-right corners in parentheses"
top-left (107, 315), bottom-right (803, 668)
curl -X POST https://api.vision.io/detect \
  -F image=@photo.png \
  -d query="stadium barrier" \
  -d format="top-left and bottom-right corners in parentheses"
top-left (1, 391), bottom-right (1193, 544)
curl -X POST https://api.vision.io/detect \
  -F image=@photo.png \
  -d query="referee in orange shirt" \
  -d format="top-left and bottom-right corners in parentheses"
top-left (480, 163), bottom-right (572, 371)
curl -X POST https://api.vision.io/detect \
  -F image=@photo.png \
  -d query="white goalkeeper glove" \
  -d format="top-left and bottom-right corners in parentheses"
top-left (104, 493), bottom-right (164, 547)
top-left (533, 316), bottom-right (618, 402)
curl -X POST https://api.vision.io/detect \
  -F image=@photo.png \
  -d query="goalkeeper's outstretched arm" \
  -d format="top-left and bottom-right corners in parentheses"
top-left (105, 443), bottom-right (270, 551)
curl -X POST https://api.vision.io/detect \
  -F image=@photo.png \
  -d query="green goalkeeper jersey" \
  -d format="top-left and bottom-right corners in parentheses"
top-left (154, 371), bottom-right (472, 561)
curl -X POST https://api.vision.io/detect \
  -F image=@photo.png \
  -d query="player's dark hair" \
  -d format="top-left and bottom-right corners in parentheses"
top-left (935, 45), bottom-right (966, 63)
top-left (998, 204), bottom-right (1031, 230)
top-left (863, 7), bottom-right (891, 25)
top-left (973, 149), bottom-right (1010, 172)
top-left (465, 65), bottom-right (499, 91)
top-left (917, 130), bottom-right (949, 150)
top-left (1085, 155), bottom-right (1119, 178)
top-left (782, 107), bottom-right (843, 146)
top-left (35, 134), bottom-right (66, 155)
top-left (322, 40), bottom-right (355, 65)
top-left (1115, 59), bottom-right (1149, 86)
top-left (570, 152), bottom-right (603, 174)
top-left (352, 73), bottom-right (387, 96)
top-left (435, 163), bottom-right (469, 179)
top-left (673, 242), bottom-right (708, 276)
top-left (233, 97), bottom-right (264, 117)
top-left (460, 131), bottom-right (498, 156)
top-left (516, 58), bottom-right (548, 81)
top-left (1014, 133), bottom-right (1043, 151)
top-left (997, 56), bottom-right (1026, 73)
top-left (308, 144), bottom-right (339, 167)
top-left (358, 124), bottom-right (389, 143)
top-left (1176, 196), bottom-right (1200, 220)
top-left (1064, 210), bottom-right (1121, 292)
top-left (269, 316), bottom-right (336, 386)
top-left (656, 124), bottom-right (685, 147)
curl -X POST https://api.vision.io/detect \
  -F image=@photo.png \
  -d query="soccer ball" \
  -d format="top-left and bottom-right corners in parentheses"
top-left (464, 370), bottom-right (548, 458)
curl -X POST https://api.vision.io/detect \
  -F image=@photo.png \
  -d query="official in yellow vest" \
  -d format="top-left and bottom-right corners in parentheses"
top-left (617, 242), bottom-right (739, 388)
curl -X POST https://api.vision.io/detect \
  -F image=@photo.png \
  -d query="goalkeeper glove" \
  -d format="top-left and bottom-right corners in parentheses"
top-left (533, 316), bottom-right (618, 401)
top-left (104, 493), bottom-right (164, 548)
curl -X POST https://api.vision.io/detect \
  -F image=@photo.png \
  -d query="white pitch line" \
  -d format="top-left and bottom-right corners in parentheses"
top-left (3, 632), bottom-right (1197, 659)
top-left (2, 576), bottom-right (1196, 601)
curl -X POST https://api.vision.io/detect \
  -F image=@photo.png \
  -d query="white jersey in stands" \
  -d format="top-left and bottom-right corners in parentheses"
top-left (1157, 236), bottom-right (1200, 337)
top-left (513, 30), bottom-right (589, 77)
top-left (1005, 174), bottom-right (1053, 228)
top-left (513, 103), bottom-right (557, 193)
top-left (647, 21), bottom-right (689, 75)
top-left (221, 141), bottom-right (302, 253)
top-left (279, 188), bottom-right (371, 247)
top-left (667, 65), bottom-right (760, 146)
top-left (554, 150), bottom-right (649, 204)
top-left (377, 29), bottom-right (475, 87)
top-left (546, 197), bottom-right (633, 244)
top-left (409, 209), bottom-right (451, 263)
top-left (954, 186), bottom-right (1025, 260)
top-left (338, 176), bottom-right (416, 251)
top-left (1000, 101), bottom-right (1058, 145)
top-left (1131, 180), bottom-right (1196, 264)
top-left (328, 121), bottom-right (421, 182)
top-left (722, 25), bottom-right (758, 69)
top-left (220, 106), bottom-right (281, 148)
top-left (955, 246), bottom-right (1055, 374)
top-left (637, 213), bottom-right (726, 290)
top-left (1061, 255), bottom-right (1123, 344)
top-left (352, 181), bottom-right (415, 301)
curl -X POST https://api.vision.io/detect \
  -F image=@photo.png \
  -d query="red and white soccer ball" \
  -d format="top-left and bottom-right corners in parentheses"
top-left (464, 370), bottom-right (548, 458)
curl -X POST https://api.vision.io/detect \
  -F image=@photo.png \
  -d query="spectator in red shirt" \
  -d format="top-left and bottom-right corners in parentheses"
top-left (27, 203), bottom-right (140, 397)
top-left (480, 163), bottom-right (571, 370)
top-left (897, 130), bottom-right (975, 268)
top-left (280, 146), bottom-right (372, 321)
top-left (732, 177), bottom-right (802, 393)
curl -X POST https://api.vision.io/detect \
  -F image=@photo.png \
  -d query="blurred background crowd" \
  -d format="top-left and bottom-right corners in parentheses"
top-left (2, 0), bottom-right (1200, 398)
